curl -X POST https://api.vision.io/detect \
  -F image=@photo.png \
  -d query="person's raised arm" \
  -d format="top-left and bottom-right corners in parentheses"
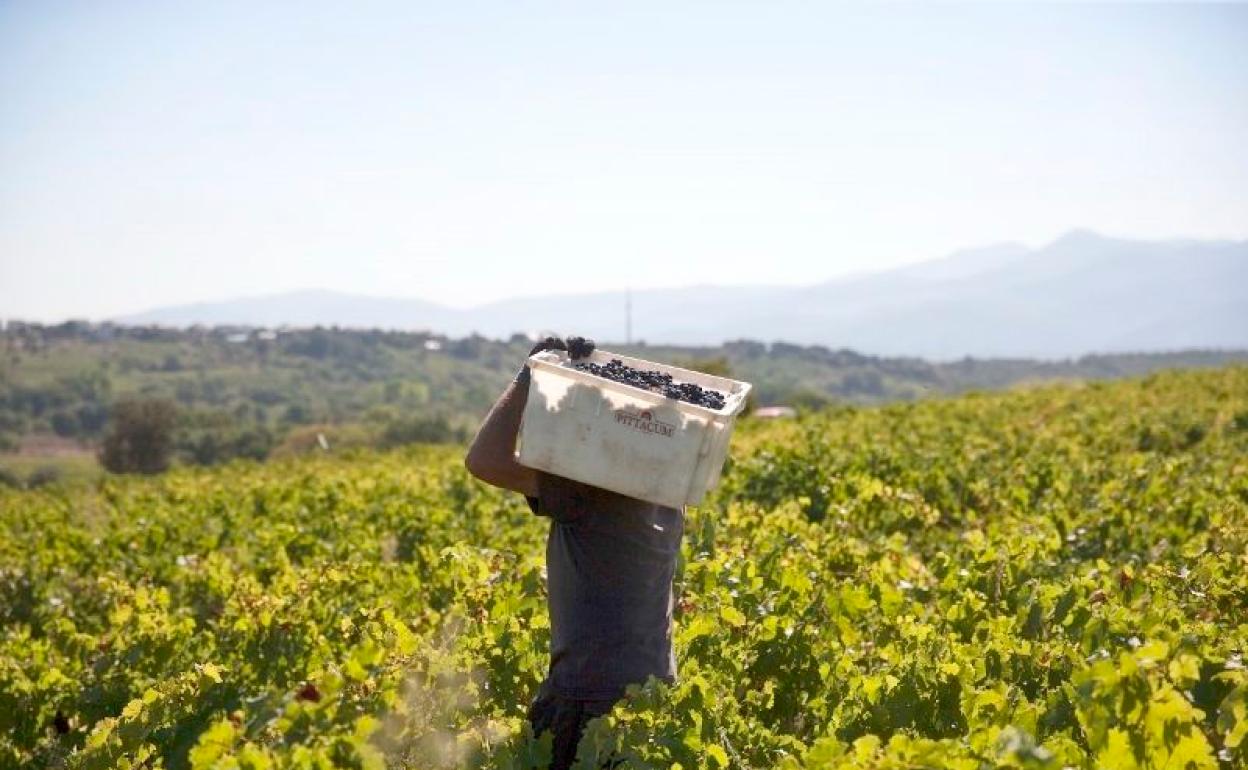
top-left (464, 336), bottom-right (594, 497)
top-left (464, 371), bottom-right (540, 498)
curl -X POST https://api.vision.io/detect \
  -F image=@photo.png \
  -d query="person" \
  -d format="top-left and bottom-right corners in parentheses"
top-left (463, 335), bottom-right (684, 770)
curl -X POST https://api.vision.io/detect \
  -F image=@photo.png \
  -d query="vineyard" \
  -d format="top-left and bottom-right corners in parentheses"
top-left (2, 366), bottom-right (1246, 769)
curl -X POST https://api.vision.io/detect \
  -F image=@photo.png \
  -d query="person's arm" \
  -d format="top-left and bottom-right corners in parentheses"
top-left (463, 369), bottom-right (540, 498)
top-left (464, 336), bottom-right (595, 498)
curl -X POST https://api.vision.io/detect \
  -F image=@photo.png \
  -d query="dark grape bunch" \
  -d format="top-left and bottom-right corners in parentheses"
top-left (530, 335), bottom-right (596, 360)
top-left (573, 358), bottom-right (728, 410)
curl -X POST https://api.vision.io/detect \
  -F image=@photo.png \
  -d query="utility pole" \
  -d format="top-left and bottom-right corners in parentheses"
top-left (625, 287), bottom-right (632, 345)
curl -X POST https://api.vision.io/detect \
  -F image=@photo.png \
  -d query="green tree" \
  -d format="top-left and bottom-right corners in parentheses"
top-left (99, 398), bottom-right (178, 474)
top-left (177, 410), bottom-right (275, 466)
top-left (379, 414), bottom-right (465, 447)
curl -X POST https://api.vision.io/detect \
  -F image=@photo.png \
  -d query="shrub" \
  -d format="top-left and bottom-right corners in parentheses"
top-left (99, 397), bottom-right (178, 474)
top-left (379, 414), bottom-right (465, 448)
top-left (25, 465), bottom-right (62, 488)
top-left (0, 466), bottom-right (21, 489)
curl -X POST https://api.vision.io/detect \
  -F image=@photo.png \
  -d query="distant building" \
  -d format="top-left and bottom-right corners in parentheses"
top-left (752, 406), bottom-right (796, 420)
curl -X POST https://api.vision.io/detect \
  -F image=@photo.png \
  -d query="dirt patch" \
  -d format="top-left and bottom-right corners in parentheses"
top-left (17, 433), bottom-right (94, 457)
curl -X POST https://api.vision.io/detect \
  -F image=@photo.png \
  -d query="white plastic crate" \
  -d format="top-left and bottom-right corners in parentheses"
top-left (516, 348), bottom-right (752, 508)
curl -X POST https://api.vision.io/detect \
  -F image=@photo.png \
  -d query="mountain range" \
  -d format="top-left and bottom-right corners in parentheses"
top-left (119, 230), bottom-right (1248, 359)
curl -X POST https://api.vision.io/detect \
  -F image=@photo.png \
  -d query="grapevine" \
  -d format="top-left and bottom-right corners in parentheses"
top-left (0, 366), bottom-right (1244, 769)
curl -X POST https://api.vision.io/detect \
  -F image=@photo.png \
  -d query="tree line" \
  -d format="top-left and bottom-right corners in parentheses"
top-left (3, 321), bottom-right (1244, 479)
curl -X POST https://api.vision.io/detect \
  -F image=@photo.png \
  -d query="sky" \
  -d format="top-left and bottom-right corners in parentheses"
top-left (1, 1), bottom-right (1246, 322)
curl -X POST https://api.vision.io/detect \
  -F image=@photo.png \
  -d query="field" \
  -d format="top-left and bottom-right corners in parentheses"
top-left (1, 367), bottom-right (1245, 769)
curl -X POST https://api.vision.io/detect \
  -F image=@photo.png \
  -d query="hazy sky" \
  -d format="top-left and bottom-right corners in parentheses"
top-left (2, 2), bottom-right (1246, 322)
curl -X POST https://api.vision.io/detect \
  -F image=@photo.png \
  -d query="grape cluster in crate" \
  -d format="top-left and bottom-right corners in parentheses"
top-left (573, 358), bottom-right (728, 410)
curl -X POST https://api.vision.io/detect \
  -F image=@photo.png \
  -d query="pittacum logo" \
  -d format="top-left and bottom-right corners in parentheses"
top-left (614, 408), bottom-right (676, 438)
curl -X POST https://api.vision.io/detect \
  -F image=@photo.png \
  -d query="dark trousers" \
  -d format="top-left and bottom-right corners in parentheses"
top-left (526, 682), bottom-right (619, 770)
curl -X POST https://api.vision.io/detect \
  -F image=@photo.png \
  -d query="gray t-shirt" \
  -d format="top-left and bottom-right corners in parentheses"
top-left (526, 471), bottom-right (684, 700)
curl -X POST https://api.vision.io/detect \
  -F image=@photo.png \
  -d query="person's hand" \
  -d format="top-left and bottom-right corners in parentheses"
top-left (526, 335), bottom-right (594, 360)
top-left (516, 337), bottom-right (565, 385)
top-left (528, 336), bottom-right (568, 357)
top-left (566, 336), bottom-right (595, 360)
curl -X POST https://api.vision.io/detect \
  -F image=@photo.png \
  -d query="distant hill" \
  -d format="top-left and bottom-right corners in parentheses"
top-left (120, 289), bottom-right (458, 331)
top-left (117, 231), bottom-right (1248, 359)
